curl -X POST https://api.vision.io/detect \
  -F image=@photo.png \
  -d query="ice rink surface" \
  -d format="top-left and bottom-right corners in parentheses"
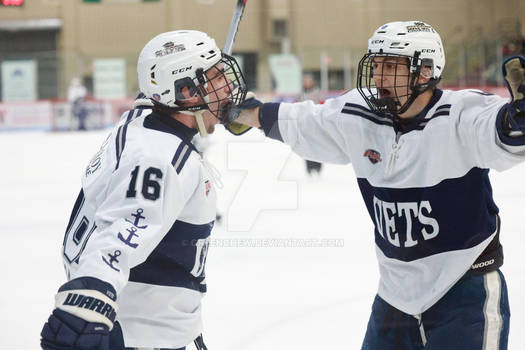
top-left (1, 126), bottom-right (524, 349)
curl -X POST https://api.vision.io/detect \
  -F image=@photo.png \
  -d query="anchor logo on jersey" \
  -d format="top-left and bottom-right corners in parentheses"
top-left (102, 250), bottom-right (121, 272)
top-left (125, 208), bottom-right (148, 229)
top-left (364, 149), bottom-right (382, 164)
top-left (118, 226), bottom-right (140, 248)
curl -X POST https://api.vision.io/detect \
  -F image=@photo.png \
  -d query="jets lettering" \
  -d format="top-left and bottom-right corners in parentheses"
top-left (373, 196), bottom-right (439, 247)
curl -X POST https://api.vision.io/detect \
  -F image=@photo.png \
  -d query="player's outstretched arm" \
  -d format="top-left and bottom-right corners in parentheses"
top-left (41, 277), bottom-right (118, 350)
top-left (501, 55), bottom-right (525, 137)
top-left (225, 91), bottom-right (353, 164)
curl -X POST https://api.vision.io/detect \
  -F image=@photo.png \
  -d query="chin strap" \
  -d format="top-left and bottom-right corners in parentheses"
top-left (179, 110), bottom-right (208, 138)
top-left (194, 110), bottom-right (208, 138)
top-left (191, 80), bottom-right (211, 137)
top-left (151, 76), bottom-right (213, 137)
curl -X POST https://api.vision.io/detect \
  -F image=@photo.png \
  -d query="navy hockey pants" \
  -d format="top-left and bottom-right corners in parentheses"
top-left (361, 270), bottom-right (510, 350)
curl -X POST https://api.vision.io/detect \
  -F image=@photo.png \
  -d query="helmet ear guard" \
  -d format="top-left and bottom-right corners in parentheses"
top-left (419, 58), bottom-right (434, 79)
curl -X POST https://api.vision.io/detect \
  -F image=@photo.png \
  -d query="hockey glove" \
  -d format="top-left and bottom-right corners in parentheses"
top-left (502, 55), bottom-right (525, 136)
top-left (221, 91), bottom-right (262, 135)
top-left (41, 277), bottom-right (118, 350)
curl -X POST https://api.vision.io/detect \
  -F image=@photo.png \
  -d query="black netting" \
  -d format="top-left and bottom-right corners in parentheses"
top-left (357, 53), bottom-right (420, 117)
top-left (192, 53), bottom-right (247, 121)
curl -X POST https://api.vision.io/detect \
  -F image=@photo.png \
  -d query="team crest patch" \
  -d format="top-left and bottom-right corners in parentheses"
top-left (155, 41), bottom-right (186, 57)
top-left (205, 180), bottom-right (211, 197)
top-left (364, 149), bottom-right (382, 164)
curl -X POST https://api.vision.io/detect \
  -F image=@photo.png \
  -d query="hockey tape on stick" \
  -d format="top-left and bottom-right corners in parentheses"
top-left (223, 0), bottom-right (247, 54)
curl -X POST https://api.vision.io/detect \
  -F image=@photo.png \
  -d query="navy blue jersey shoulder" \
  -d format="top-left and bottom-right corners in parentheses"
top-left (357, 167), bottom-right (499, 261)
top-left (129, 220), bottom-right (213, 292)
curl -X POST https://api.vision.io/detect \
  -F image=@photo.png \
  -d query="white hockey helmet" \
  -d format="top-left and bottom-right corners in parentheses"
top-left (367, 21), bottom-right (445, 79)
top-left (357, 21), bottom-right (445, 116)
top-left (137, 30), bottom-right (246, 121)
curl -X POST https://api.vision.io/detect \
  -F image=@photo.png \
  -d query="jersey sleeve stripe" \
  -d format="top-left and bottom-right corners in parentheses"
top-left (171, 143), bottom-right (188, 168)
top-left (429, 110), bottom-right (450, 118)
top-left (115, 109), bottom-right (143, 170)
top-left (124, 109), bottom-right (135, 123)
top-left (175, 146), bottom-right (193, 174)
top-left (342, 103), bottom-right (393, 126)
top-left (114, 125), bottom-right (125, 170)
top-left (125, 108), bottom-right (143, 123)
top-left (435, 104), bottom-right (452, 111)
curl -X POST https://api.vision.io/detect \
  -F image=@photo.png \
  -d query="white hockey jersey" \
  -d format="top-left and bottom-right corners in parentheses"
top-left (259, 88), bottom-right (525, 315)
top-left (62, 107), bottom-right (216, 348)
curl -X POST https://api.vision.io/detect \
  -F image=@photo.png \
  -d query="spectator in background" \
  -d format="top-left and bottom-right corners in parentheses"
top-left (300, 74), bottom-right (323, 176)
top-left (67, 77), bottom-right (88, 131)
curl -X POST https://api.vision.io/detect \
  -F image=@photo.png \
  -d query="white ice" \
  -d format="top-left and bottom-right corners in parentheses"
top-left (1, 127), bottom-right (524, 349)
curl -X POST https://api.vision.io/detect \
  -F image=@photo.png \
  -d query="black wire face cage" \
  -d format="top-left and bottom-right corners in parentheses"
top-left (171, 53), bottom-right (247, 121)
top-left (357, 52), bottom-right (435, 118)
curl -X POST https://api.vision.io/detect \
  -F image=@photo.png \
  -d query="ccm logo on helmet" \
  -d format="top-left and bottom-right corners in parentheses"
top-left (371, 40), bottom-right (384, 45)
top-left (172, 66), bottom-right (192, 75)
top-left (421, 49), bottom-right (436, 53)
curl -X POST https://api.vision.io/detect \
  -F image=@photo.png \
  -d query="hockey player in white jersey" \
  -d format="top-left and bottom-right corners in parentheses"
top-left (40, 30), bottom-right (247, 350)
top-left (226, 21), bottom-right (525, 349)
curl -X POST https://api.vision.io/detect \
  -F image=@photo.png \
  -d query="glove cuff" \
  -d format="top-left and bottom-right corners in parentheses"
top-left (55, 277), bottom-right (118, 330)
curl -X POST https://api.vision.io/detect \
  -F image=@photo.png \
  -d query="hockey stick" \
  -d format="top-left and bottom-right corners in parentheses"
top-left (196, 0), bottom-right (248, 138)
top-left (223, 0), bottom-right (248, 55)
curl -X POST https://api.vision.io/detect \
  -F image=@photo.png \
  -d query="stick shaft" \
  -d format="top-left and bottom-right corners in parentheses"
top-left (223, 0), bottom-right (247, 54)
